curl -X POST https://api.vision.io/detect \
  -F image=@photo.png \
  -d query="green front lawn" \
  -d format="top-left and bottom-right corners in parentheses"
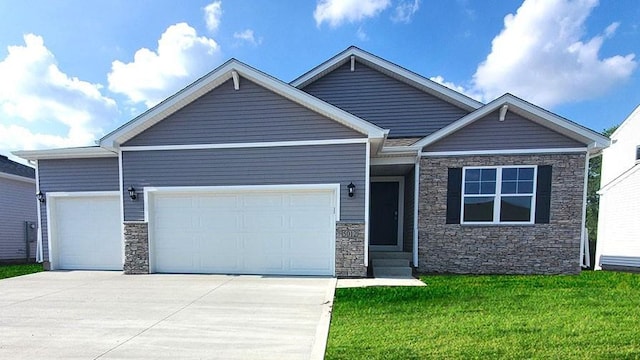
top-left (0, 263), bottom-right (43, 280)
top-left (326, 272), bottom-right (640, 359)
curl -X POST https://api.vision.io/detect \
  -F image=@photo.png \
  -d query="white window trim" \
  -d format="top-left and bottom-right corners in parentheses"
top-left (461, 165), bottom-right (538, 225)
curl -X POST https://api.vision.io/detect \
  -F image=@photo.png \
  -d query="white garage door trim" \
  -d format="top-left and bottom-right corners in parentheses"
top-left (46, 191), bottom-right (122, 270)
top-left (144, 184), bottom-right (340, 276)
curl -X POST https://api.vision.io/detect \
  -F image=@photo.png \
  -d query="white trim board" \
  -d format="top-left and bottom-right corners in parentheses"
top-left (34, 160), bottom-right (43, 263)
top-left (120, 138), bottom-right (368, 152)
top-left (13, 147), bottom-right (117, 161)
top-left (422, 148), bottom-right (588, 157)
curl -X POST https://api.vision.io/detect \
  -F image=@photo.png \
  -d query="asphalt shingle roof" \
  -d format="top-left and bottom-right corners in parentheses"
top-left (0, 155), bottom-right (35, 179)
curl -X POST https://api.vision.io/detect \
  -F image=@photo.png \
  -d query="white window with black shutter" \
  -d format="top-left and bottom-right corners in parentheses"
top-left (446, 165), bottom-right (552, 225)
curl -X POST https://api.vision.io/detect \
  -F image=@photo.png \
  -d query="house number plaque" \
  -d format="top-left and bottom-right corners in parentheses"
top-left (341, 230), bottom-right (358, 237)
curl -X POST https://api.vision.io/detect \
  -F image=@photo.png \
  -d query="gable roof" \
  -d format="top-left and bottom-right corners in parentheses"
top-left (100, 59), bottom-right (388, 150)
top-left (290, 46), bottom-right (483, 112)
top-left (0, 154), bottom-right (35, 181)
top-left (413, 93), bottom-right (611, 153)
top-left (609, 104), bottom-right (640, 139)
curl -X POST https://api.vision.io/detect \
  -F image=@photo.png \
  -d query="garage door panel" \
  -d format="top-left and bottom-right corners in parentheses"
top-left (151, 188), bottom-right (336, 275)
top-left (52, 196), bottom-right (121, 270)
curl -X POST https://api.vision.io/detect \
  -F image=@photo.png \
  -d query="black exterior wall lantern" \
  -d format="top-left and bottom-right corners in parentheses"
top-left (36, 191), bottom-right (45, 203)
top-left (347, 182), bottom-right (356, 197)
top-left (127, 186), bottom-right (137, 200)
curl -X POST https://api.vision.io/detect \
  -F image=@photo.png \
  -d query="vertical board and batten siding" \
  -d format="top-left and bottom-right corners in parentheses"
top-left (424, 110), bottom-right (585, 152)
top-left (301, 61), bottom-right (470, 138)
top-left (403, 167), bottom-right (415, 253)
top-left (38, 158), bottom-right (120, 261)
top-left (122, 143), bottom-right (366, 222)
top-left (0, 178), bottom-right (36, 261)
top-left (124, 78), bottom-right (364, 146)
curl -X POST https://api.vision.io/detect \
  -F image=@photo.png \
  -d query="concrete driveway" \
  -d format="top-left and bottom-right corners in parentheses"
top-left (0, 271), bottom-right (336, 360)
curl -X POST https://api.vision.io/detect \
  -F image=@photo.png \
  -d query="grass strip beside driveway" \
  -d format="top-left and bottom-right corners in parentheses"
top-left (326, 272), bottom-right (640, 359)
top-left (0, 263), bottom-right (43, 280)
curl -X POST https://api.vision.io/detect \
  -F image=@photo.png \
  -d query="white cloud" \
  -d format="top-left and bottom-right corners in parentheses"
top-left (204, 1), bottom-right (223, 32)
top-left (391, 0), bottom-right (420, 23)
top-left (430, 75), bottom-right (482, 101)
top-left (108, 23), bottom-right (221, 108)
top-left (0, 34), bottom-right (118, 157)
top-left (314, 0), bottom-right (391, 27)
top-left (470, 0), bottom-right (637, 107)
top-left (356, 26), bottom-right (368, 41)
top-left (233, 29), bottom-right (262, 46)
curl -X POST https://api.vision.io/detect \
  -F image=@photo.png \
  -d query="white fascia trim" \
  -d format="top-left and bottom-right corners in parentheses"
top-left (422, 148), bottom-right (588, 157)
top-left (12, 147), bottom-right (117, 161)
top-left (120, 138), bottom-right (368, 152)
top-left (291, 47), bottom-right (482, 111)
top-left (101, 60), bottom-right (386, 149)
top-left (379, 146), bottom-right (420, 153)
top-left (0, 172), bottom-right (35, 184)
top-left (370, 156), bottom-right (417, 166)
top-left (414, 94), bottom-right (610, 150)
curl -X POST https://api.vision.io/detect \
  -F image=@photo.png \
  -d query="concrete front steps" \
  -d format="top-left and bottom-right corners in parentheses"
top-left (370, 251), bottom-right (413, 278)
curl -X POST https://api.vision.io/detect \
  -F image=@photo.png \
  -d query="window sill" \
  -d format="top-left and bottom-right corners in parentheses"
top-left (459, 223), bottom-right (535, 227)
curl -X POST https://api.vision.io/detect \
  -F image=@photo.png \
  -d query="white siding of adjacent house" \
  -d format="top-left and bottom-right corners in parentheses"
top-left (596, 105), bottom-right (640, 269)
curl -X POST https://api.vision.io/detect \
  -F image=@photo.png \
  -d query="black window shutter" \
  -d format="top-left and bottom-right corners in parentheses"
top-left (446, 168), bottom-right (463, 224)
top-left (535, 165), bottom-right (552, 224)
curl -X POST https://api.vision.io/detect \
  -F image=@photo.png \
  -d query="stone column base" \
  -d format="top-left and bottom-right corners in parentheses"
top-left (123, 222), bottom-right (149, 274)
top-left (335, 222), bottom-right (366, 277)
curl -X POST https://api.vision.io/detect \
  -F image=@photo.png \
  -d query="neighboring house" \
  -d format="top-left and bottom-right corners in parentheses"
top-left (14, 47), bottom-right (609, 276)
top-left (595, 105), bottom-right (640, 271)
top-left (0, 155), bottom-right (37, 263)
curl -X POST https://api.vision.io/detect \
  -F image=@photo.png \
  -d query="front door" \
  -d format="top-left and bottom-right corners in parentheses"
top-left (370, 181), bottom-right (401, 250)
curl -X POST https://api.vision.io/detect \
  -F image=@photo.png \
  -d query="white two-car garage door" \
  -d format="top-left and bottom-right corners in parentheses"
top-left (49, 193), bottom-right (122, 270)
top-left (148, 187), bottom-right (337, 276)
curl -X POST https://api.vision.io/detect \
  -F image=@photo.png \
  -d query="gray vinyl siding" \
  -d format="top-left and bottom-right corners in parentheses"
top-left (301, 61), bottom-right (470, 138)
top-left (424, 110), bottom-right (585, 152)
top-left (0, 178), bottom-right (36, 261)
top-left (38, 157), bottom-right (120, 261)
top-left (122, 143), bottom-right (366, 222)
top-left (124, 78), bottom-right (364, 146)
top-left (403, 167), bottom-right (415, 254)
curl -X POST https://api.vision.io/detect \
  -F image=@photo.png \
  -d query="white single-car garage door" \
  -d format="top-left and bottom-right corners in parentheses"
top-left (49, 193), bottom-right (122, 270)
top-left (148, 187), bottom-right (337, 275)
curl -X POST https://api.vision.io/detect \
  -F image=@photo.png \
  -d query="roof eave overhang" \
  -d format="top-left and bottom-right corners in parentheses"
top-left (12, 147), bottom-right (117, 161)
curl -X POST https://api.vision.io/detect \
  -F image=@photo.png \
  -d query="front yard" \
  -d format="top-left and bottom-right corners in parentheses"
top-left (0, 263), bottom-right (43, 280)
top-left (326, 272), bottom-right (640, 359)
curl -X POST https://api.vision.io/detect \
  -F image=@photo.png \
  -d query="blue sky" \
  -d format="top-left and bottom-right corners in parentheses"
top-left (0, 0), bottom-right (638, 162)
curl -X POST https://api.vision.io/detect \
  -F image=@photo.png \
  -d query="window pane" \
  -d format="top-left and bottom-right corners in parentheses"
top-left (465, 182), bottom-right (480, 194)
top-left (519, 167), bottom-right (534, 180)
top-left (481, 169), bottom-right (496, 181)
top-left (480, 181), bottom-right (496, 194)
top-left (502, 168), bottom-right (518, 180)
top-left (517, 180), bottom-right (534, 194)
top-left (466, 169), bottom-right (480, 181)
top-left (500, 196), bottom-right (532, 222)
top-left (502, 181), bottom-right (517, 194)
top-left (464, 197), bottom-right (494, 222)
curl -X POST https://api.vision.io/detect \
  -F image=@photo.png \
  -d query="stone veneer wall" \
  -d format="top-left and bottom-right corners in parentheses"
top-left (123, 222), bottom-right (149, 274)
top-left (335, 222), bottom-right (367, 277)
top-left (418, 153), bottom-right (585, 275)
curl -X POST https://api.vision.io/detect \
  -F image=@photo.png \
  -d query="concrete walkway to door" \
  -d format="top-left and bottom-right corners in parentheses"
top-left (0, 271), bottom-right (336, 360)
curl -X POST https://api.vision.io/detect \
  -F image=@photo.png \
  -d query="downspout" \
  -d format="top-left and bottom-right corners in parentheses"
top-left (579, 149), bottom-right (598, 268)
top-left (34, 160), bottom-right (43, 263)
top-left (413, 150), bottom-right (421, 267)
